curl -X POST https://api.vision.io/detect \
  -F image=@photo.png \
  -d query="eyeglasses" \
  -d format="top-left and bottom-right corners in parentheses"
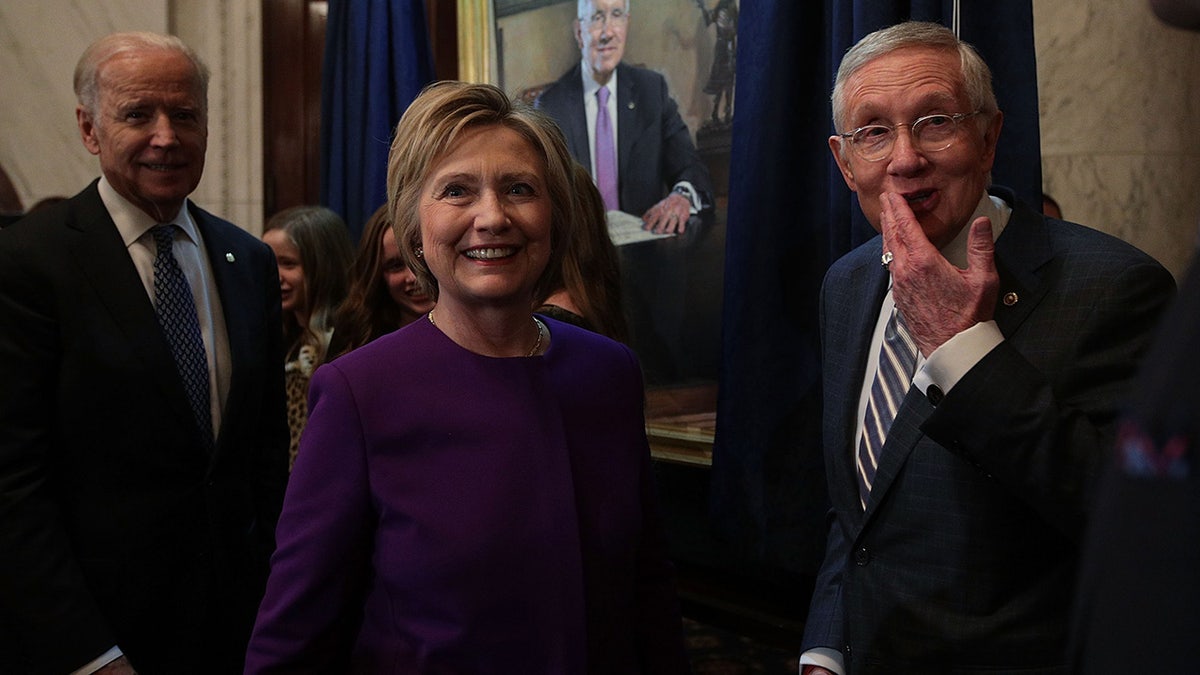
top-left (582, 8), bottom-right (628, 30)
top-left (839, 111), bottom-right (982, 162)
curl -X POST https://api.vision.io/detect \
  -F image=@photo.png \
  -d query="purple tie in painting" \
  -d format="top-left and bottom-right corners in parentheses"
top-left (595, 86), bottom-right (619, 211)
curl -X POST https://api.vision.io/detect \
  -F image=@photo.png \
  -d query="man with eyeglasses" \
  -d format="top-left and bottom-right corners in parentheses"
top-left (537, 0), bottom-right (715, 382)
top-left (799, 21), bottom-right (1175, 674)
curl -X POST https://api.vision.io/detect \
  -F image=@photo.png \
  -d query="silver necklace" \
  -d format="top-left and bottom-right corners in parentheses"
top-left (428, 309), bottom-right (544, 357)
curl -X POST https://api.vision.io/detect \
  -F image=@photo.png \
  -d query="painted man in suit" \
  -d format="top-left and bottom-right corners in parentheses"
top-left (536, 0), bottom-right (715, 381)
top-left (0, 32), bottom-right (288, 674)
top-left (799, 22), bottom-right (1175, 674)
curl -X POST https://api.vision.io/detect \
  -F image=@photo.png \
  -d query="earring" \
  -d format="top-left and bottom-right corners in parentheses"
top-left (415, 247), bottom-right (424, 259)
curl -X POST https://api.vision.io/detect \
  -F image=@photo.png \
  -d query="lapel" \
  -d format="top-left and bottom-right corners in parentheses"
top-left (860, 187), bottom-right (1053, 521)
top-left (555, 65), bottom-right (592, 169)
top-left (827, 240), bottom-right (890, 523)
top-left (191, 205), bottom-right (249, 463)
top-left (988, 186), bottom-right (1054, 338)
top-left (615, 64), bottom-right (640, 185)
top-left (64, 182), bottom-right (201, 439)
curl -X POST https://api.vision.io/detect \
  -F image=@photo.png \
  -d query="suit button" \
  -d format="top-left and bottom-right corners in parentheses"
top-left (855, 547), bottom-right (870, 566)
top-left (927, 384), bottom-right (944, 405)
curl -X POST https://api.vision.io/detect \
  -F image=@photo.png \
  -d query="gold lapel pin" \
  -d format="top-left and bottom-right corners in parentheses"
top-left (1003, 291), bottom-right (1019, 306)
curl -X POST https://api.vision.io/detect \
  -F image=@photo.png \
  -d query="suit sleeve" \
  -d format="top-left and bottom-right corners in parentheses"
top-left (923, 258), bottom-right (1177, 539)
top-left (654, 76), bottom-right (714, 208)
top-left (245, 362), bottom-right (374, 673)
top-left (0, 230), bottom-right (116, 672)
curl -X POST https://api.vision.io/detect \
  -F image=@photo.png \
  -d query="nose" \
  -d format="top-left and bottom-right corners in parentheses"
top-left (148, 112), bottom-right (180, 148)
top-left (473, 190), bottom-right (510, 233)
top-left (887, 125), bottom-right (926, 175)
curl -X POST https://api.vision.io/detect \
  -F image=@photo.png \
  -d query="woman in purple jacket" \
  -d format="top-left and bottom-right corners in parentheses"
top-left (244, 81), bottom-right (690, 674)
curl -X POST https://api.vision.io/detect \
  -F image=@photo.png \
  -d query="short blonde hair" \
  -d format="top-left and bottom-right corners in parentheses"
top-left (386, 81), bottom-right (577, 302)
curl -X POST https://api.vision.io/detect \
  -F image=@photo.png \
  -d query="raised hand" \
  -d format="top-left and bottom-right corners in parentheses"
top-left (880, 191), bottom-right (999, 357)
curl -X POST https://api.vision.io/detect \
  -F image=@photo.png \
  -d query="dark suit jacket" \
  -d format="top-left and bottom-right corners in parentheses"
top-left (0, 181), bottom-right (289, 674)
top-left (1069, 250), bottom-right (1200, 672)
top-left (536, 62), bottom-right (713, 217)
top-left (801, 187), bottom-right (1176, 674)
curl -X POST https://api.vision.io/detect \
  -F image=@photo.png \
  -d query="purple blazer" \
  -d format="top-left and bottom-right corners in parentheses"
top-left (245, 317), bottom-right (690, 673)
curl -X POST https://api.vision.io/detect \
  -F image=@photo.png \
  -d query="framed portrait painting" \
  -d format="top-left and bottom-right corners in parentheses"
top-left (457, 0), bottom-right (737, 465)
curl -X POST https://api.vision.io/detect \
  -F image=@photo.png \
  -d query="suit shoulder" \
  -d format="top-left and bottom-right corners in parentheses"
top-left (1047, 218), bottom-right (1168, 272)
top-left (534, 67), bottom-right (579, 109)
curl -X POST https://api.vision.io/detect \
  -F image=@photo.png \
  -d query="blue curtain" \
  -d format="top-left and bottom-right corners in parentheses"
top-left (710, 0), bottom-right (1041, 577)
top-left (320, 0), bottom-right (435, 241)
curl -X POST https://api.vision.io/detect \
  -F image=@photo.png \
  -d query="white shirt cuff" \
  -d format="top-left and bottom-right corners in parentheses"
top-left (913, 320), bottom-right (1004, 396)
top-left (799, 647), bottom-right (845, 674)
top-left (71, 646), bottom-right (123, 675)
top-left (672, 181), bottom-right (702, 214)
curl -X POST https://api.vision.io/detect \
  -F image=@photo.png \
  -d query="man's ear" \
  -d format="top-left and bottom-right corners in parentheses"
top-left (829, 135), bottom-right (858, 192)
top-left (573, 20), bottom-right (584, 50)
top-left (980, 110), bottom-right (1004, 173)
top-left (77, 106), bottom-right (101, 156)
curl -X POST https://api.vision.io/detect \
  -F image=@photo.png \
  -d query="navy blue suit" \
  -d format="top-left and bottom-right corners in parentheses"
top-left (0, 181), bottom-right (289, 674)
top-left (802, 187), bottom-right (1175, 673)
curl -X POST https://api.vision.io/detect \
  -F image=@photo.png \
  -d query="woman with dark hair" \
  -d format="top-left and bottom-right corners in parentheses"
top-left (262, 205), bottom-right (353, 468)
top-left (246, 81), bottom-right (688, 673)
top-left (326, 203), bottom-right (434, 359)
top-left (536, 162), bottom-right (629, 341)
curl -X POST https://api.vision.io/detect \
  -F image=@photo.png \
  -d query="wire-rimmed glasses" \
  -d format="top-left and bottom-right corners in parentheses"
top-left (839, 111), bottom-right (982, 162)
top-left (582, 7), bottom-right (628, 31)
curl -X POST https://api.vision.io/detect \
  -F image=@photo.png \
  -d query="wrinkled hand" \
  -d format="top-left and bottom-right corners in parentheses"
top-left (96, 656), bottom-right (138, 675)
top-left (641, 192), bottom-right (692, 234)
top-left (881, 192), bottom-right (999, 357)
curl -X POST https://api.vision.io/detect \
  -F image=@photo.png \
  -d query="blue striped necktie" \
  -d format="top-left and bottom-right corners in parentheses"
top-left (857, 308), bottom-right (918, 508)
top-left (151, 224), bottom-right (213, 449)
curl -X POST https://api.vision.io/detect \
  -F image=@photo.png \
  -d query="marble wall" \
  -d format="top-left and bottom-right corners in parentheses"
top-left (0, 0), bottom-right (263, 233)
top-left (1034, 0), bottom-right (1200, 278)
top-left (2, 1), bottom-right (1199, 273)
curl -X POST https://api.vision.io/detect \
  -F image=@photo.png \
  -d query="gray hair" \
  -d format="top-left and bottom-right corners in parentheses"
top-left (830, 21), bottom-right (997, 133)
top-left (577, 0), bottom-right (630, 19)
top-left (74, 32), bottom-right (210, 119)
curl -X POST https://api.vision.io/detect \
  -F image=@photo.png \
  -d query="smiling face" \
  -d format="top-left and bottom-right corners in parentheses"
top-left (418, 124), bottom-right (553, 316)
top-left (263, 228), bottom-right (307, 322)
top-left (830, 46), bottom-right (1002, 249)
top-left (77, 48), bottom-right (207, 223)
top-left (575, 0), bottom-right (628, 85)
top-left (381, 226), bottom-right (435, 320)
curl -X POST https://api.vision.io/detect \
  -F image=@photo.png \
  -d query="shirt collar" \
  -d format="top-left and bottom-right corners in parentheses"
top-left (579, 61), bottom-right (618, 100)
top-left (939, 191), bottom-right (1011, 269)
top-left (98, 176), bottom-right (201, 250)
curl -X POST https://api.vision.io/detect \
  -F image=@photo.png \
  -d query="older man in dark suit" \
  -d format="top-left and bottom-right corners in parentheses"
top-left (0, 32), bottom-right (287, 674)
top-left (536, 0), bottom-right (715, 381)
top-left (799, 22), bottom-right (1175, 674)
